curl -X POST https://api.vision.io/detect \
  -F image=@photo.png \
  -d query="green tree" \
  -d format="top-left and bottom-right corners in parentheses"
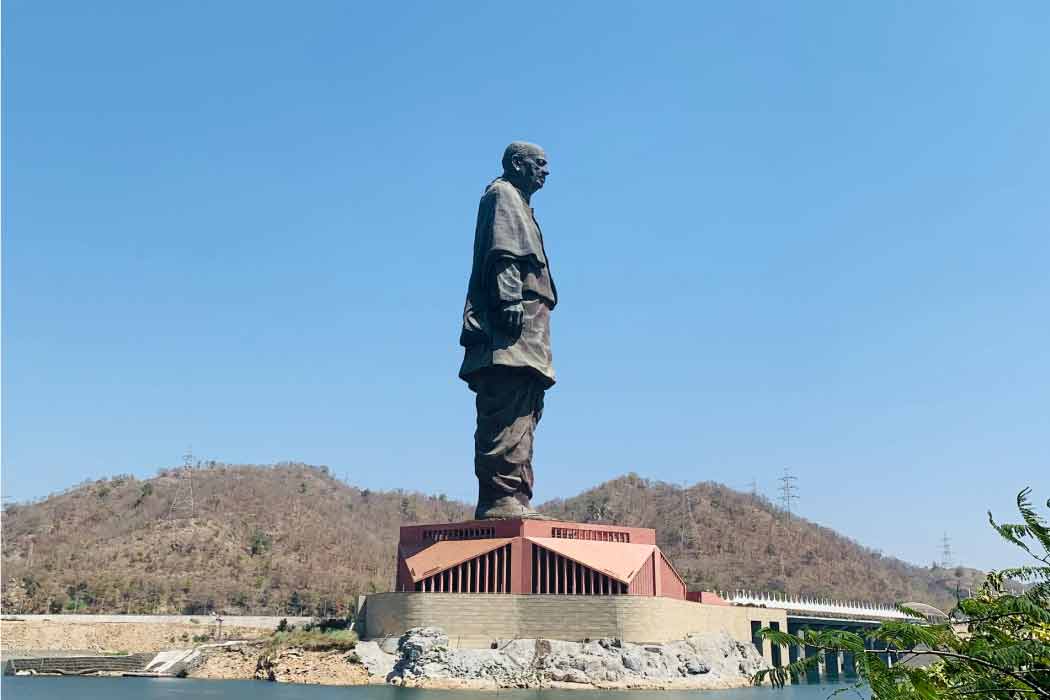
top-left (756, 488), bottom-right (1050, 698)
top-left (249, 529), bottom-right (272, 556)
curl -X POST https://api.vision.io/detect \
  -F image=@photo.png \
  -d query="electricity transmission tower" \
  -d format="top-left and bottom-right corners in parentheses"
top-left (940, 532), bottom-right (954, 568)
top-left (778, 468), bottom-right (799, 518)
top-left (168, 449), bottom-right (197, 521)
top-left (680, 481), bottom-right (698, 549)
top-left (747, 477), bottom-right (759, 502)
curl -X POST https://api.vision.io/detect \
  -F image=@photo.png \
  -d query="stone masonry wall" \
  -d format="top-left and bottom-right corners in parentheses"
top-left (363, 593), bottom-right (786, 664)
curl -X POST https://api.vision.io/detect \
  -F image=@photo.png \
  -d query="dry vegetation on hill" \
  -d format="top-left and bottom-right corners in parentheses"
top-left (1, 464), bottom-right (978, 615)
top-left (1, 463), bottom-right (469, 616)
top-left (542, 474), bottom-right (983, 611)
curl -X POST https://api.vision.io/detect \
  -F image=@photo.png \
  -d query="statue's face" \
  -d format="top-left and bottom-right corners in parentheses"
top-left (513, 150), bottom-right (549, 193)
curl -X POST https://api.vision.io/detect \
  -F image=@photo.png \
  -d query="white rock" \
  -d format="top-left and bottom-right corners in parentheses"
top-left (354, 640), bottom-right (396, 678)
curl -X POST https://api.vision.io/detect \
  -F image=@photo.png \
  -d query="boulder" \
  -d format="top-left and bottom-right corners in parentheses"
top-left (354, 640), bottom-right (396, 678)
top-left (379, 626), bottom-right (768, 689)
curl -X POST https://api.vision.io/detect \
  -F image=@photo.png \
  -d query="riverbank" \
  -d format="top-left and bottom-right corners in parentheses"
top-left (0, 615), bottom-right (304, 655)
top-left (187, 626), bottom-right (768, 690)
top-left (3, 617), bottom-right (768, 690)
top-left (2, 676), bottom-right (868, 700)
top-left (191, 642), bottom-right (371, 685)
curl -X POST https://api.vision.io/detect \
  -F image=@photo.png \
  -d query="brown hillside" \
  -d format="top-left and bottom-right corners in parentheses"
top-left (1, 463), bottom-right (469, 616)
top-left (1, 465), bottom-right (977, 615)
top-left (539, 474), bottom-right (983, 611)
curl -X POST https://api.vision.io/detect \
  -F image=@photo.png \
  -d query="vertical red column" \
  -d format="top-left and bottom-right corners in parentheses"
top-left (518, 537), bottom-right (532, 594)
top-left (495, 548), bottom-right (502, 592)
top-left (508, 537), bottom-right (524, 594)
top-left (502, 545), bottom-right (510, 593)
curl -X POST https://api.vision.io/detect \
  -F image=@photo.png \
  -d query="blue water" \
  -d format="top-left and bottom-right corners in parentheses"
top-left (1, 677), bottom-right (869, 700)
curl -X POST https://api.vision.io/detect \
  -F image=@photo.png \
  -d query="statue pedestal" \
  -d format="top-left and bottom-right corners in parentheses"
top-left (396, 518), bottom-right (686, 598)
top-left (367, 519), bottom-right (784, 652)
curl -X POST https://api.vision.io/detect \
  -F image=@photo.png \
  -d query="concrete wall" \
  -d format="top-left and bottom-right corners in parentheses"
top-left (4, 614), bottom-right (313, 629)
top-left (363, 592), bottom-right (786, 663)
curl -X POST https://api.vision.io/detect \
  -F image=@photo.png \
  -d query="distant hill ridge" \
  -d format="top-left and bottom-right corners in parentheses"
top-left (0, 463), bottom-right (981, 615)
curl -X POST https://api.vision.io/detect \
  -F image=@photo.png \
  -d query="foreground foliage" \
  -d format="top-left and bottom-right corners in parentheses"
top-left (755, 488), bottom-right (1050, 698)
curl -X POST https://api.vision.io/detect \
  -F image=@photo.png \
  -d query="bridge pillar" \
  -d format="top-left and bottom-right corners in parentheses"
top-left (842, 651), bottom-right (857, 676)
top-left (804, 645), bottom-right (821, 684)
top-left (750, 620), bottom-right (765, 658)
top-left (824, 648), bottom-right (840, 678)
top-left (871, 638), bottom-right (890, 666)
top-left (788, 643), bottom-right (801, 684)
top-left (769, 621), bottom-right (784, 671)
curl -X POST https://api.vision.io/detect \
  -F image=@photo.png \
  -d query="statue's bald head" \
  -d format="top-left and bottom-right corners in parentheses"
top-left (501, 141), bottom-right (549, 197)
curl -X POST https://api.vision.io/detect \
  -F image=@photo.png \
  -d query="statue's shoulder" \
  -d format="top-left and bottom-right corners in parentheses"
top-left (483, 177), bottom-right (518, 201)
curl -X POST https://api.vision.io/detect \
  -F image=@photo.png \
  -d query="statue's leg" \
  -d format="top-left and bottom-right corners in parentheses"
top-left (473, 367), bottom-right (543, 519)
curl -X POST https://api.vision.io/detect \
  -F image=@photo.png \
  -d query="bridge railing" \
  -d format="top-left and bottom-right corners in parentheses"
top-left (721, 590), bottom-right (909, 620)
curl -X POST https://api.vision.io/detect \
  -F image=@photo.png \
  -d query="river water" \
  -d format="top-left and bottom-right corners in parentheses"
top-left (3, 678), bottom-right (869, 700)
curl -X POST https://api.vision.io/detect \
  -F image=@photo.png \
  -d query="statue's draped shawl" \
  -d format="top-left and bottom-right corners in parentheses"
top-left (460, 178), bottom-right (557, 389)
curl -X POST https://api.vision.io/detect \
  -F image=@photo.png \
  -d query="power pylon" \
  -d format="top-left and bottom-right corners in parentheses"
top-left (680, 481), bottom-right (698, 549)
top-left (940, 532), bottom-right (953, 568)
top-left (778, 468), bottom-right (799, 518)
top-left (747, 477), bottom-right (759, 502)
top-left (168, 449), bottom-right (197, 521)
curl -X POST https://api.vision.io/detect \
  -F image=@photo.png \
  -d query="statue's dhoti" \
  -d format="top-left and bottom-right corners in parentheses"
top-left (472, 366), bottom-right (545, 519)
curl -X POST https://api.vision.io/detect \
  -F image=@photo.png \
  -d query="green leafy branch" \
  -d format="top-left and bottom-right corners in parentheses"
top-left (754, 488), bottom-right (1050, 699)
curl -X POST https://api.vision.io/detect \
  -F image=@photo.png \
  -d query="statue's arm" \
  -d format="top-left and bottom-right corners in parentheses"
top-left (490, 257), bottom-right (524, 335)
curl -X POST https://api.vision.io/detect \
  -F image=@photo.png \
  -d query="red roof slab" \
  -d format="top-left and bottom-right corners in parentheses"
top-left (403, 538), bottom-right (513, 582)
top-left (527, 537), bottom-right (657, 584)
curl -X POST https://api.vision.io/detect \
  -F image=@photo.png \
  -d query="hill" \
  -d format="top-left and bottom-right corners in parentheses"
top-left (0, 464), bottom-right (980, 615)
top-left (541, 474), bottom-right (983, 611)
top-left (1, 463), bottom-right (470, 616)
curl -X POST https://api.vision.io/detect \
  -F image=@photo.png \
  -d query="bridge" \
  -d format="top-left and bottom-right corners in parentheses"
top-left (719, 591), bottom-right (948, 681)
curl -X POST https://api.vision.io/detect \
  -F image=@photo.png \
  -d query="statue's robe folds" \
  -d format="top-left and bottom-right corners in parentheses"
top-left (460, 177), bottom-right (557, 517)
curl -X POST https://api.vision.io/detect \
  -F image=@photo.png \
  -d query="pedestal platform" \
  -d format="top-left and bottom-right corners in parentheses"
top-left (371, 518), bottom-right (784, 652)
top-left (396, 518), bottom-right (686, 599)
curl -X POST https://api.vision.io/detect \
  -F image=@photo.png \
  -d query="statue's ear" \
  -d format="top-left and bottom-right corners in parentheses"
top-left (510, 153), bottom-right (524, 173)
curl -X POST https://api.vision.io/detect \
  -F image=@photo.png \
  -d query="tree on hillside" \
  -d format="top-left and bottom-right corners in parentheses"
top-left (756, 488), bottom-right (1050, 699)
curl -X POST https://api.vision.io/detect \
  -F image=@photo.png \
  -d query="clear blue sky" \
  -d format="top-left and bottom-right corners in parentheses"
top-left (3, 1), bottom-right (1048, 572)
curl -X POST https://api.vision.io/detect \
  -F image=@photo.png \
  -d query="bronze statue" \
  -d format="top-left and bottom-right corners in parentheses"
top-left (460, 142), bottom-right (556, 519)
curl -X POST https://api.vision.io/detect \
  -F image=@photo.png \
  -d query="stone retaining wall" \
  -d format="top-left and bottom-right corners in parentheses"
top-left (0, 616), bottom-right (309, 653)
top-left (363, 592), bottom-right (786, 664)
top-left (3, 615), bottom-right (313, 629)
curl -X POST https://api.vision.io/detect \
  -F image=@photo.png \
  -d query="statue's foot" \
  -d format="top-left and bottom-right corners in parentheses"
top-left (475, 496), bottom-right (550, 520)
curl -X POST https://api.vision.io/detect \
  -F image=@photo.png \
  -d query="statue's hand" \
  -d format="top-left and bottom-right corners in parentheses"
top-left (500, 301), bottom-right (524, 335)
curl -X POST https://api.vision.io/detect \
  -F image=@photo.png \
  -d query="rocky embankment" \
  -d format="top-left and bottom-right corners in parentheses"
top-left (352, 627), bottom-right (768, 690)
top-left (8, 620), bottom-right (767, 689)
top-left (192, 643), bottom-right (369, 685)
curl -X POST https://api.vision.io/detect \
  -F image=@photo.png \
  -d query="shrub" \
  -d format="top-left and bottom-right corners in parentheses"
top-left (249, 529), bottom-right (272, 556)
top-left (264, 628), bottom-right (358, 654)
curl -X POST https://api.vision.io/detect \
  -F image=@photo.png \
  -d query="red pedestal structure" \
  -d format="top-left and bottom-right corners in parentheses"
top-left (396, 518), bottom-right (687, 599)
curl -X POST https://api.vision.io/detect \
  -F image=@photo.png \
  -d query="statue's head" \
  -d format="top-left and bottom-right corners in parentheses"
top-left (502, 141), bottom-right (549, 196)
